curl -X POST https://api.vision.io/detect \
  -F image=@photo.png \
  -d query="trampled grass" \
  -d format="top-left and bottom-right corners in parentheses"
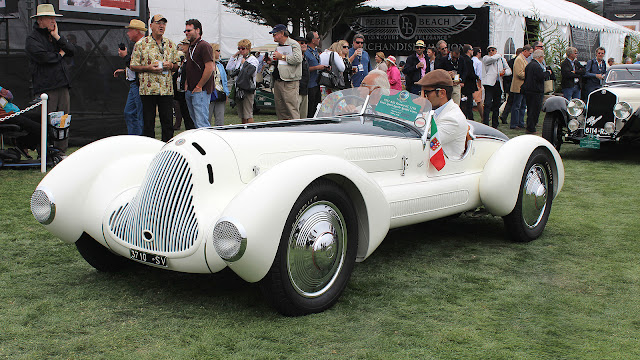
top-left (2, 111), bottom-right (640, 359)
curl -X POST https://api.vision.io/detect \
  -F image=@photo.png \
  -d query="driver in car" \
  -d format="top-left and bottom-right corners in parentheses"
top-left (417, 69), bottom-right (469, 159)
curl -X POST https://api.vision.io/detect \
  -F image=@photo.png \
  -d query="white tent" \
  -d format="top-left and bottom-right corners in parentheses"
top-left (148, 0), bottom-right (275, 59)
top-left (365, 0), bottom-right (637, 62)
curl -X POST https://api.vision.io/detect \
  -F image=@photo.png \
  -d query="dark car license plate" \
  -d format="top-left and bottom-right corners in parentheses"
top-left (130, 249), bottom-right (167, 267)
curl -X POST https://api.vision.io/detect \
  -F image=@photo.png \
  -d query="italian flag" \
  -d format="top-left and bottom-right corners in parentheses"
top-left (429, 117), bottom-right (446, 171)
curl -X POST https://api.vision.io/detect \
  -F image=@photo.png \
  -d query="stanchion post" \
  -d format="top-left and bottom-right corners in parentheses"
top-left (40, 93), bottom-right (48, 173)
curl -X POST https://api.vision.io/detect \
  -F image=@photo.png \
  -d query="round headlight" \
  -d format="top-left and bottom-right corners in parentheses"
top-left (567, 99), bottom-right (585, 117)
top-left (31, 188), bottom-right (55, 225)
top-left (212, 218), bottom-right (246, 262)
top-left (613, 102), bottom-right (632, 120)
top-left (567, 119), bottom-right (580, 131)
top-left (604, 122), bottom-right (616, 134)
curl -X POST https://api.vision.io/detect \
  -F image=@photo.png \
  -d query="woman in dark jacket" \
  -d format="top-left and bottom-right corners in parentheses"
top-left (521, 49), bottom-right (555, 134)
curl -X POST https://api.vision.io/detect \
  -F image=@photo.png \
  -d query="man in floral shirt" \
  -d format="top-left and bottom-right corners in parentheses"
top-left (130, 14), bottom-right (180, 142)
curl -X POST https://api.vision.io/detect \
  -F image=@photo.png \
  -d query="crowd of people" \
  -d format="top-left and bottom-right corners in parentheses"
top-left (2, 5), bottom-right (616, 157)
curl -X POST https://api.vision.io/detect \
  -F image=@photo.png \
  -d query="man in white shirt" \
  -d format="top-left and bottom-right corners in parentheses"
top-left (482, 45), bottom-right (511, 128)
top-left (417, 69), bottom-right (468, 159)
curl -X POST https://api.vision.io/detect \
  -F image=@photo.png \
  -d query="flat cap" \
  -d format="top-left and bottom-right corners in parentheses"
top-left (416, 69), bottom-right (453, 88)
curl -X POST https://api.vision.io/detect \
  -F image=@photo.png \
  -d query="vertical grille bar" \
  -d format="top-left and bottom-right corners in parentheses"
top-left (108, 150), bottom-right (199, 253)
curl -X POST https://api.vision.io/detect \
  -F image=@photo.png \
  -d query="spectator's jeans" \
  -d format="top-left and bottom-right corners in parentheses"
top-left (562, 85), bottom-right (581, 101)
top-left (185, 90), bottom-right (211, 128)
top-left (483, 83), bottom-right (502, 128)
top-left (510, 93), bottom-right (526, 128)
top-left (124, 82), bottom-right (143, 135)
top-left (141, 95), bottom-right (174, 142)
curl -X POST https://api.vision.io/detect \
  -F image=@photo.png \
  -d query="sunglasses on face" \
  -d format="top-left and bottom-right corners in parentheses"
top-left (355, 41), bottom-right (364, 44)
top-left (238, 47), bottom-right (246, 50)
top-left (343, 46), bottom-right (349, 48)
top-left (421, 88), bottom-right (441, 97)
top-left (416, 46), bottom-right (425, 49)
top-left (216, 49), bottom-right (221, 52)
top-left (184, 29), bottom-right (193, 33)
top-left (154, 21), bottom-right (166, 25)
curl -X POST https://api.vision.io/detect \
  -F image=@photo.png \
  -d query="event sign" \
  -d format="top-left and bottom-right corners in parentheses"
top-left (59, 0), bottom-right (139, 16)
top-left (346, 7), bottom-right (489, 56)
top-left (571, 27), bottom-right (600, 63)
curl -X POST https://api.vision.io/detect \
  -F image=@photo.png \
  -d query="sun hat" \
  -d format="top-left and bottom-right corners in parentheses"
top-left (125, 19), bottom-right (147, 32)
top-left (386, 55), bottom-right (397, 65)
top-left (31, 4), bottom-right (62, 18)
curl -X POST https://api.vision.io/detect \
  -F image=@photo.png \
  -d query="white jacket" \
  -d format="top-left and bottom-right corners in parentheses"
top-left (429, 100), bottom-right (468, 160)
top-left (482, 54), bottom-right (512, 90)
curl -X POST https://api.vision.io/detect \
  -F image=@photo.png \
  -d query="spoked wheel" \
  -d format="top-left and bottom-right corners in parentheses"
top-left (261, 179), bottom-right (358, 316)
top-left (542, 112), bottom-right (563, 151)
top-left (503, 148), bottom-right (555, 242)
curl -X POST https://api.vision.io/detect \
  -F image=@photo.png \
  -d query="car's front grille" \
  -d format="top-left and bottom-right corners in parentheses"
top-left (585, 90), bottom-right (617, 132)
top-left (108, 150), bottom-right (198, 253)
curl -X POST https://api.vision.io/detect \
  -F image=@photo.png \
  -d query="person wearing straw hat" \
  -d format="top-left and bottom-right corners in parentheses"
top-left (385, 56), bottom-right (402, 91)
top-left (113, 19), bottom-right (146, 135)
top-left (25, 3), bottom-right (75, 151)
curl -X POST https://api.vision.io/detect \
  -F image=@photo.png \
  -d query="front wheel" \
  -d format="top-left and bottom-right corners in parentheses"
top-left (76, 233), bottom-right (129, 272)
top-left (260, 179), bottom-right (358, 316)
top-left (503, 148), bottom-right (555, 242)
top-left (542, 112), bottom-right (563, 151)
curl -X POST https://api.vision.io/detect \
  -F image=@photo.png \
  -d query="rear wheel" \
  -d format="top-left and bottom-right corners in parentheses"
top-left (76, 233), bottom-right (129, 272)
top-left (260, 179), bottom-right (358, 316)
top-left (542, 112), bottom-right (563, 151)
top-left (503, 148), bottom-right (555, 242)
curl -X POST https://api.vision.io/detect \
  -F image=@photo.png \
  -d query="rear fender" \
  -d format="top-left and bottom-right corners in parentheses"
top-left (479, 135), bottom-right (564, 216)
top-left (214, 154), bottom-right (390, 283)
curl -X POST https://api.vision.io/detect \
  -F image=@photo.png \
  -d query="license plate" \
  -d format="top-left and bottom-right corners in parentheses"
top-left (130, 249), bottom-right (168, 267)
top-left (580, 137), bottom-right (601, 149)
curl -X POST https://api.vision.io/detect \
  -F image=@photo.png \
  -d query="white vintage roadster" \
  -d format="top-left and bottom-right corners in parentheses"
top-left (31, 88), bottom-right (564, 316)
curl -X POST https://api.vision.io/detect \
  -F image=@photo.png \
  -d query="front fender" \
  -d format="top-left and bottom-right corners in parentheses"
top-left (479, 135), bottom-right (564, 216)
top-left (215, 154), bottom-right (390, 283)
top-left (34, 135), bottom-right (164, 244)
top-left (542, 96), bottom-right (568, 126)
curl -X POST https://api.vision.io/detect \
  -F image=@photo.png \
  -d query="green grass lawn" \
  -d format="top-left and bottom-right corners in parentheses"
top-left (2, 107), bottom-right (640, 359)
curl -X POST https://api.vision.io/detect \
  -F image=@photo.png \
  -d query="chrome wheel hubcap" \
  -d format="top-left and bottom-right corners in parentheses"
top-left (522, 164), bottom-right (549, 228)
top-left (287, 201), bottom-right (347, 298)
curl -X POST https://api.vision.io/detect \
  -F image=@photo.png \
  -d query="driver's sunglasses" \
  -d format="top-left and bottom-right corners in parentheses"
top-left (421, 88), bottom-right (441, 97)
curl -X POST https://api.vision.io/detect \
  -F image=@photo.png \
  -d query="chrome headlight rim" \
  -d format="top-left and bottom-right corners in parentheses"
top-left (30, 187), bottom-right (56, 225)
top-left (212, 217), bottom-right (247, 262)
top-left (604, 121), bottom-right (616, 134)
top-left (613, 101), bottom-right (632, 120)
top-left (567, 119), bottom-right (580, 132)
top-left (567, 99), bottom-right (585, 117)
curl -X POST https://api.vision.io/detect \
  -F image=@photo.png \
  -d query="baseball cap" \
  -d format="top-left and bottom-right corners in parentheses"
top-left (151, 14), bottom-right (167, 23)
top-left (269, 24), bottom-right (287, 34)
top-left (415, 40), bottom-right (425, 47)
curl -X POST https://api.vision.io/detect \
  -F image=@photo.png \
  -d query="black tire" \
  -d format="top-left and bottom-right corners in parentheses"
top-left (260, 179), bottom-right (358, 316)
top-left (503, 148), bottom-right (555, 242)
top-left (75, 233), bottom-right (129, 272)
top-left (542, 112), bottom-right (563, 151)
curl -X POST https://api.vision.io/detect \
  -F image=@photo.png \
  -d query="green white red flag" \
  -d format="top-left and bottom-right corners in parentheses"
top-left (429, 117), bottom-right (445, 170)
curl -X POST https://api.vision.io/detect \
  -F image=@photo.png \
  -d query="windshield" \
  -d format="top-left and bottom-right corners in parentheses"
top-left (606, 68), bottom-right (640, 83)
top-left (315, 88), bottom-right (432, 133)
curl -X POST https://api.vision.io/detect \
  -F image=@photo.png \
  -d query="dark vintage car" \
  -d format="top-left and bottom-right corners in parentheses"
top-left (542, 64), bottom-right (640, 150)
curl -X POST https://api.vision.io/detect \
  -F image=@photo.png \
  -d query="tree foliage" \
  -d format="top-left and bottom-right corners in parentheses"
top-left (566, 0), bottom-right (602, 15)
top-left (220, 0), bottom-right (367, 39)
